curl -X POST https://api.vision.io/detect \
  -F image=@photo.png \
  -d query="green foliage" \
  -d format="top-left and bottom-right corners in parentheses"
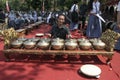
top-left (0, 0), bottom-right (6, 10)
top-left (0, 0), bottom-right (83, 11)
top-left (19, 3), bottom-right (29, 11)
top-left (10, 0), bottom-right (21, 10)
top-left (31, 0), bottom-right (41, 10)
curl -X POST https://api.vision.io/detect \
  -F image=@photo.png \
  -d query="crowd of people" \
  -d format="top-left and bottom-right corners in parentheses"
top-left (51, 0), bottom-right (103, 39)
top-left (0, 9), bottom-right (52, 30)
top-left (0, 0), bottom-right (120, 50)
top-left (7, 10), bottom-right (38, 30)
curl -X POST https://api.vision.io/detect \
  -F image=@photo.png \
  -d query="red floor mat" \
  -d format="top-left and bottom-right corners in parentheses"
top-left (0, 24), bottom-right (120, 80)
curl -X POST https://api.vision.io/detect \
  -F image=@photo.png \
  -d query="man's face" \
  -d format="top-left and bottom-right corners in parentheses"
top-left (58, 15), bottom-right (65, 25)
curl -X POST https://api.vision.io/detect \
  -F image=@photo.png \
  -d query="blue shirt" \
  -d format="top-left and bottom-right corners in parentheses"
top-left (90, 1), bottom-right (100, 14)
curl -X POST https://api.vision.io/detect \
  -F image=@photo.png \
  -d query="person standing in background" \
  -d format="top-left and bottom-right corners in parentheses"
top-left (0, 9), bottom-right (6, 23)
top-left (85, 0), bottom-right (102, 38)
top-left (113, 0), bottom-right (120, 50)
top-left (117, 0), bottom-right (120, 28)
top-left (79, 0), bottom-right (88, 30)
top-left (0, 9), bottom-right (6, 30)
top-left (69, 1), bottom-right (79, 31)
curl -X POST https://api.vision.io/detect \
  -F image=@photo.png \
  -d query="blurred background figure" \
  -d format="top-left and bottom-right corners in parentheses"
top-left (14, 12), bottom-right (25, 30)
top-left (32, 11), bottom-right (38, 23)
top-left (0, 9), bottom-right (5, 23)
top-left (79, 0), bottom-right (88, 30)
top-left (86, 0), bottom-right (102, 38)
top-left (8, 10), bottom-right (16, 29)
top-left (113, 0), bottom-right (120, 50)
top-left (0, 9), bottom-right (6, 30)
top-left (117, 0), bottom-right (120, 28)
top-left (69, 1), bottom-right (79, 31)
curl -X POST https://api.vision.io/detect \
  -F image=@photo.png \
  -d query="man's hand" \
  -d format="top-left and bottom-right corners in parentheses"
top-left (67, 34), bottom-right (72, 38)
top-left (44, 33), bottom-right (51, 37)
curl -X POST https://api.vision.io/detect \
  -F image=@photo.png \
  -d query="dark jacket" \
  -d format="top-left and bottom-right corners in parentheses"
top-left (80, 3), bottom-right (88, 16)
top-left (51, 24), bottom-right (70, 39)
top-left (0, 12), bottom-right (5, 23)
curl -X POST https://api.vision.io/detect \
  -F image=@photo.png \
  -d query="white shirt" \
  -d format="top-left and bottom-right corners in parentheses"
top-left (90, 1), bottom-right (100, 14)
top-left (117, 1), bottom-right (120, 11)
top-left (8, 13), bottom-right (16, 21)
top-left (47, 12), bottom-right (52, 23)
top-left (70, 4), bottom-right (79, 12)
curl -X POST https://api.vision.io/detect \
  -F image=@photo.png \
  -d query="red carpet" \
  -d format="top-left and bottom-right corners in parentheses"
top-left (0, 24), bottom-right (120, 80)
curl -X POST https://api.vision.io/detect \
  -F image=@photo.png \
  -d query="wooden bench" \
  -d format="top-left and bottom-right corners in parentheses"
top-left (16, 21), bottom-right (44, 37)
top-left (25, 21), bottom-right (44, 34)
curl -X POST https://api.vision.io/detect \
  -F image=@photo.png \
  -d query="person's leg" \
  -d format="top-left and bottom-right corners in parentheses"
top-left (70, 22), bottom-right (74, 30)
top-left (73, 23), bottom-right (78, 30)
top-left (82, 16), bottom-right (86, 30)
top-left (92, 17), bottom-right (102, 38)
top-left (86, 15), bottom-right (94, 38)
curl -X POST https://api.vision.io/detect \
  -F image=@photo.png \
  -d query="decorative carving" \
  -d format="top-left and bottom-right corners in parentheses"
top-left (100, 29), bottom-right (120, 51)
top-left (0, 28), bottom-right (18, 45)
